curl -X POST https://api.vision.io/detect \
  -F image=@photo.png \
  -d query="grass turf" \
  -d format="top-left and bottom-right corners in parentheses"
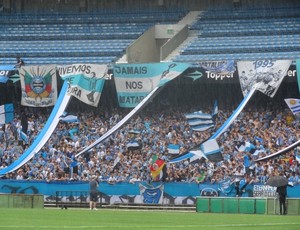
top-left (0, 208), bottom-right (299, 230)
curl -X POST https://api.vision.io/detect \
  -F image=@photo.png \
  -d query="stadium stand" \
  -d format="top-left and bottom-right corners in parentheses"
top-left (1, 2), bottom-right (300, 65)
top-left (1, 0), bottom-right (300, 209)
top-left (172, 6), bottom-right (300, 62)
top-left (0, 9), bottom-right (187, 65)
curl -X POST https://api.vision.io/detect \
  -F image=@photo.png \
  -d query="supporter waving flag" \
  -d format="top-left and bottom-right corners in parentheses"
top-left (149, 155), bottom-right (166, 180)
top-left (167, 144), bottom-right (180, 154)
top-left (59, 112), bottom-right (79, 123)
top-left (212, 100), bottom-right (218, 119)
top-left (185, 101), bottom-right (218, 132)
top-left (284, 98), bottom-right (300, 117)
top-left (0, 103), bottom-right (14, 124)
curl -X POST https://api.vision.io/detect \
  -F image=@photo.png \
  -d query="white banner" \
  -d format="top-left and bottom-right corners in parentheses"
top-left (113, 63), bottom-right (190, 108)
top-left (19, 65), bottom-right (57, 107)
top-left (58, 64), bottom-right (108, 107)
top-left (237, 60), bottom-right (292, 97)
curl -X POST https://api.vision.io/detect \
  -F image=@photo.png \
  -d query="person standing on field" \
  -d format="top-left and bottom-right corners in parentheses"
top-left (276, 185), bottom-right (287, 215)
top-left (89, 175), bottom-right (99, 210)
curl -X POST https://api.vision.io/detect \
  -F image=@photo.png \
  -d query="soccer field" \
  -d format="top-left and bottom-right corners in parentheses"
top-left (0, 208), bottom-right (300, 230)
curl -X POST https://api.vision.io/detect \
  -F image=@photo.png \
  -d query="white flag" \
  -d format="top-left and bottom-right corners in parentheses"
top-left (285, 98), bottom-right (300, 116)
top-left (237, 60), bottom-right (292, 97)
top-left (19, 65), bottom-right (57, 107)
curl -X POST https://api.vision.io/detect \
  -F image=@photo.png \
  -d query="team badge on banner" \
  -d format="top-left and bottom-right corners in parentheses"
top-left (113, 62), bottom-right (190, 108)
top-left (237, 60), bottom-right (292, 97)
top-left (19, 65), bottom-right (57, 107)
top-left (58, 64), bottom-right (108, 107)
top-left (139, 183), bottom-right (164, 204)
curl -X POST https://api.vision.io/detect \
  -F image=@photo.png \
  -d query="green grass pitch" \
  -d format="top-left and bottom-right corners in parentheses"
top-left (0, 208), bottom-right (299, 230)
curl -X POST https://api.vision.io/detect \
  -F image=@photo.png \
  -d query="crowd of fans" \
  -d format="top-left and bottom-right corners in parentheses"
top-left (0, 102), bottom-right (300, 187)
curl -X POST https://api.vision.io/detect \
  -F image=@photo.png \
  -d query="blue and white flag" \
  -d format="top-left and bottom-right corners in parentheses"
top-left (212, 100), bottom-right (218, 118)
top-left (128, 130), bottom-right (140, 135)
top-left (114, 63), bottom-right (190, 108)
top-left (58, 64), bottom-right (108, 107)
top-left (170, 139), bottom-right (222, 163)
top-left (17, 128), bottom-right (29, 145)
top-left (189, 149), bottom-right (206, 163)
top-left (186, 101), bottom-right (218, 132)
top-left (59, 112), bottom-right (79, 123)
top-left (167, 144), bottom-right (180, 154)
top-left (201, 139), bottom-right (223, 162)
top-left (0, 103), bottom-right (14, 124)
top-left (127, 140), bottom-right (141, 150)
top-left (185, 111), bottom-right (214, 132)
top-left (127, 130), bottom-right (141, 150)
top-left (284, 98), bottom-right (300, 117)
top-left (235, 141), bottom-right (256, 153)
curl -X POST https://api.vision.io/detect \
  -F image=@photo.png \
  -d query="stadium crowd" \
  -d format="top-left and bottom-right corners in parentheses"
top-left (0, 102), bottom-right (300, 188)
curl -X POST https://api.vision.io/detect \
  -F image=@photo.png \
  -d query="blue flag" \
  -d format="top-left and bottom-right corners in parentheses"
top-left (0, 103), bottom-right (14, 124)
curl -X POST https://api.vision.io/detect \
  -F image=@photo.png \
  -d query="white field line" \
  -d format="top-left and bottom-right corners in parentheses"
top-left (1, 222), bottom-right (300, 228)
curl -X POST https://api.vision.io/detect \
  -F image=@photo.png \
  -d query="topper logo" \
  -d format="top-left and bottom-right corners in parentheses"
top-left (205, 71), bottom-right (233, 80)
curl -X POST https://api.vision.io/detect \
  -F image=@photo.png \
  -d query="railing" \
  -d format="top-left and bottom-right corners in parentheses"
top-left (55, 191), bottom-right (103, 209)
top-left (53, 190), bottom-right (196, 211)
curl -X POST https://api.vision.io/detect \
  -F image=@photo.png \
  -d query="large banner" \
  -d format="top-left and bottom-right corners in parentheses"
top-left (19, 65), bottom-right (57, 107)
top-left (237, 59), bottom-right (292, 97)
top-left (1, 180), bottom-right (300, 206)
top-left (58, 64), bottom-right (108, 107)
top-left (113, 63), bottom-right (189, 108)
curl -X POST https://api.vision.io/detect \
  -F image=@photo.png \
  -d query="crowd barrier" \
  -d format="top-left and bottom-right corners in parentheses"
top-left (196, 197), bottom-right (300, 215)
top-left (0, 194), bottom-right (44, 208)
